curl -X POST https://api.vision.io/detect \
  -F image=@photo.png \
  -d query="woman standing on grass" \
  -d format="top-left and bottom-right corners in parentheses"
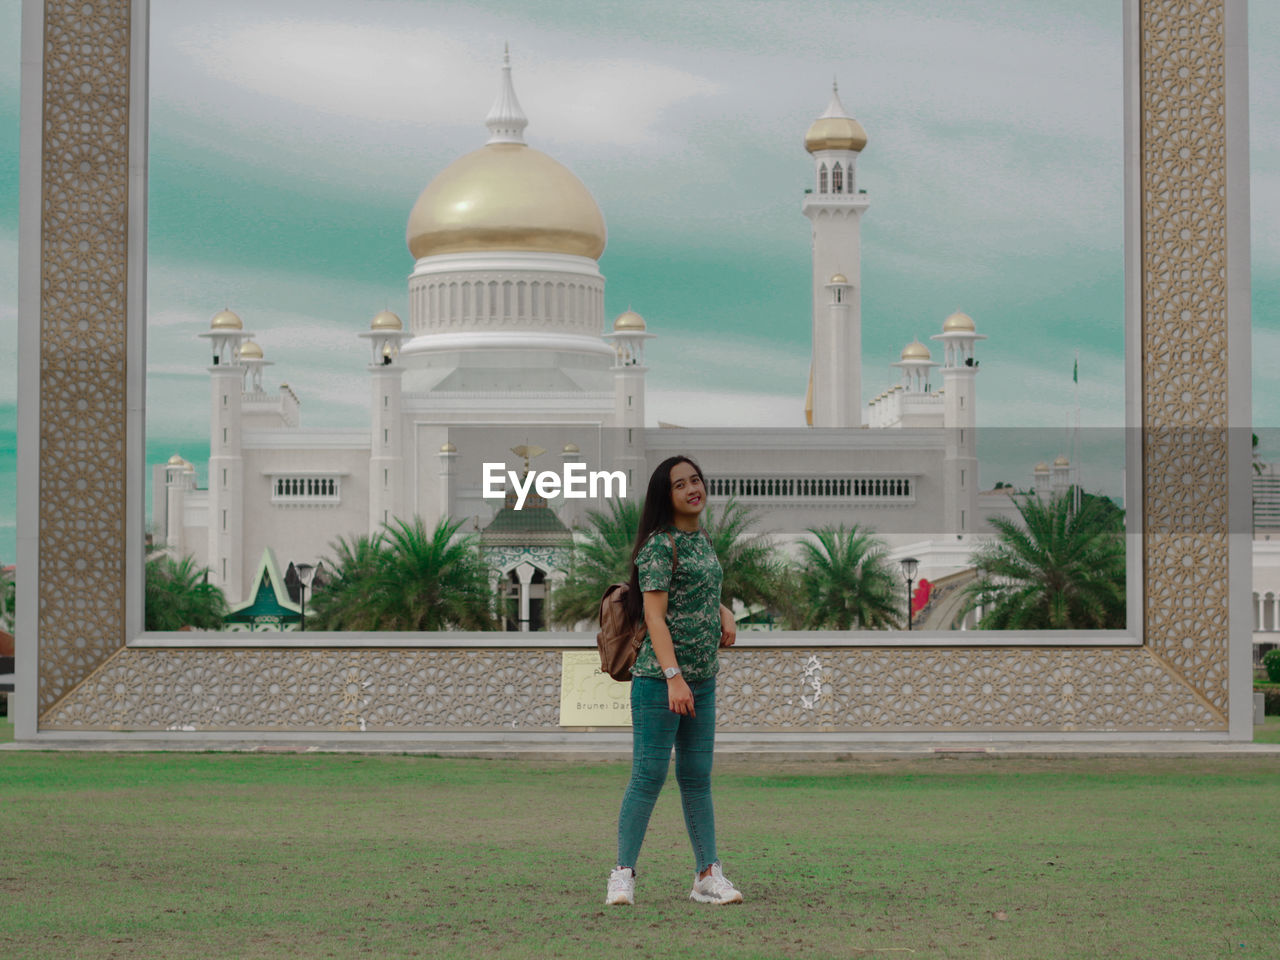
top-left (606, 455), bottom-right (743, 906)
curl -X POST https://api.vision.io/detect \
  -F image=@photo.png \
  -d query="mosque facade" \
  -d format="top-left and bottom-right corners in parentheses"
top-left (152, 57), bottom-right (1040, 629)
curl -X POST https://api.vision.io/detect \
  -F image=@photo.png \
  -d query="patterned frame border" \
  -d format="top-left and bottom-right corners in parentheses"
top-left (15, 0), bottom-right (1252, 737)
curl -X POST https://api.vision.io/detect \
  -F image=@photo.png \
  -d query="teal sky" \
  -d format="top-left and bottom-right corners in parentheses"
top-left (0, 0), bottom-right (1277, 564)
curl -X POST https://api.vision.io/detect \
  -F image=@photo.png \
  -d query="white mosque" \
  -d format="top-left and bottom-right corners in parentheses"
top-left (153, 55), bottom-right (1064, 630)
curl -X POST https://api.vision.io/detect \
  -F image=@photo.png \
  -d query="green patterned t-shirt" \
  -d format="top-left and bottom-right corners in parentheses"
top-left (631, 527), bottom-right (724, 682)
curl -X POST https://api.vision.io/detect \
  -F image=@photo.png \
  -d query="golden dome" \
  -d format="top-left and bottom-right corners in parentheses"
top-left (440, 442), bottom-right (457, 453)
top-left (167, 453), bottom-right (185, 467)
top-left (239, 340), bottom-right (263, 360)
top-left (1053, 455), bottom-right (1070, 467)
top-left (1035, 461), bottom-right (1050, 472)
top-left (900, 339), bottom-right (931, 361)
top-left (942, 311), bottom-right (976, 333)
top-left (805, 116), bottom-right (868, 153)
top-left (563, 442), bottom-right (580, 454)
top-left (210, 308), bottom-right (242, 330)
top-left (830, 273), bottom-right (848, 284)
top-left (613, 309), bottom-right (646, 331)
top-left (371, 309), bottom-right (403, 331)
top-left (407, 143), bottom-right (606, 260)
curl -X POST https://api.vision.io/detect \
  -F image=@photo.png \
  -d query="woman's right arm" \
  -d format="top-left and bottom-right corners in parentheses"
top-left (643, 590), bottom-right (695, 716)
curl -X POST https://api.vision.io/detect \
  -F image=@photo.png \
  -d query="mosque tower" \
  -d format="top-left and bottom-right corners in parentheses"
top-left (198, 309), bottom-right (252, 603)
top-left (932, 311), bottom-right (986, 534)
top-left (359, 310), bottom-right (411, 532)
top-left (603, 309), bottom-right (654, 494)
top-left (802, 81), bottom-right (869, 428)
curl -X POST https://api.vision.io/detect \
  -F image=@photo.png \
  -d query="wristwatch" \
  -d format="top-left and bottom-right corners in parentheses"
top-left (663, 666), bottom-right (682, 680)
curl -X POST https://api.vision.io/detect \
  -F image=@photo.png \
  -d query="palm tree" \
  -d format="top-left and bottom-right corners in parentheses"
top-left (309, 516), bottom-right (496, 631)
top-left (144, 553), bottom-right (228, 631)
top-left (961, 490), bottom-right (1125, 630)
top-left (549, 498), bottom-right (640, 627)
top-left (790, 524), bottom-right (900, 630)
top-left (304, 532), bottom-right (387, 630)
top-left (702, 499), bottom-right (787, 613)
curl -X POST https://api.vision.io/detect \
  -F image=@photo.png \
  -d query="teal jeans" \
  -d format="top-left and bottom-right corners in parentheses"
top-left (616, 675), bottom-right (718, 874)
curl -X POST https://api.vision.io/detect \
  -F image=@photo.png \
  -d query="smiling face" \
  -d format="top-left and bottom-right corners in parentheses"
top-left (668, 460), bottom-right (705, 522)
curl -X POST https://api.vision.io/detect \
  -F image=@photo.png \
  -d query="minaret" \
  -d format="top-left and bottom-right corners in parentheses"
top-left (358, 310), bottom-right (411, 533)
top-left (802, 81), bottom-right (870, 428)
top-left (197, 308), bottom-right (252, 602)
top-left (163, 455), bottom-right (191, 556)
top-left (932, 311), bottom-right (987, 534)
top-left (892, 339), bottom-right (939, 394)
top-left (603, 309), bottom-right (653, 497)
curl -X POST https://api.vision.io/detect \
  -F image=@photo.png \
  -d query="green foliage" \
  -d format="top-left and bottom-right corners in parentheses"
top-left (548, 498), bottom-right (640, 627)
top-left (963, 490), bottom-right (1125, 630)
top-left (308, 516), bottom-right (496, 631)
top-left (549, 498), bottom-right (789, 628)
top-left (0, 566), bottom-right (13, 633)
top-left (789, 524), bottom-right (901, 630)
top-left (144, 553), bottom-right (228, 631)
top-left (701, 499), bottom-right (789, 613)
top-left (1259, 686), bottom-right (1280, 716)
top-left (1262, 649), bottom-right (1280, 683)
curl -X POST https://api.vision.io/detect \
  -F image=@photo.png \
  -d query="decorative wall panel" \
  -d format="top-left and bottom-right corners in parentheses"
top-left (32, 0), bottom-right (1237, 736)
top-left (36, 0), bottom-right (133, 714)
top-left (1140, 0), bottom-right (1230, 718)
top-left (42, 647), bottom-right (1221, 732)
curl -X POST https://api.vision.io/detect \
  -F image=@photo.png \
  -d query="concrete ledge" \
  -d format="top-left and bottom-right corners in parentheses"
top-left (4, 731), bottom-right (1279, 760)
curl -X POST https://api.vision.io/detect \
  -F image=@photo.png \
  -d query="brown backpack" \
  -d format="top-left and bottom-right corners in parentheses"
top-left (596, 531), bottom-right (679, 682)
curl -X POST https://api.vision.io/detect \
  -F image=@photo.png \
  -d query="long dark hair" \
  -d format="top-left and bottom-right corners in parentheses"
top-left (623, 455), bottom-right (704, 623)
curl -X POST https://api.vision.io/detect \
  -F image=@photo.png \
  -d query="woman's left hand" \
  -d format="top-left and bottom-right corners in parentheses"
top-left (719, 605), bottom-right (736, 648)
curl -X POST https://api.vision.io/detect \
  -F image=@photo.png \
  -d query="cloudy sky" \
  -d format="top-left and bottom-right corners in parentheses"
top-left (0, 0), bottom-right (1277, 561)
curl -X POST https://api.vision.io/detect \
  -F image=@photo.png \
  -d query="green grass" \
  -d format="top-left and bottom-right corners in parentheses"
top-left (0, 717), bottom-right (11, 743)
top-left (0, 753), bottom-right (1278, 959)
top-left (1255, 715), bottom-right (1280, 744)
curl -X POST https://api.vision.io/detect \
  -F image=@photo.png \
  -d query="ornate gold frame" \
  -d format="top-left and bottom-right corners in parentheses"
top-left (15, 0), bottom-right (1252, 737)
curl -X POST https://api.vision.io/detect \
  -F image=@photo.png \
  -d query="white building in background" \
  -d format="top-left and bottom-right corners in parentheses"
top-left (153, 57), bottom-right (1036, 628)
top-left (1252, 464), bottom-right (1280, 659)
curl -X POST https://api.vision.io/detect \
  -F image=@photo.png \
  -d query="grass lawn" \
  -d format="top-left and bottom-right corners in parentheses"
top-left (1256, 715), bottom-right (1280, 744)
top-left (0, 752), bottom-right (1278, 959)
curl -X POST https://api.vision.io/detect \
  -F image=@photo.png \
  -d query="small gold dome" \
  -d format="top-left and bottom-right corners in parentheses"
top-left (1054, 455), bottom-right (1070, 467)
top-left (210, 308), bottom-right (242, 330)
top-left (1035, 461), bottom-right (1050, 472)
top-left (900, 339), bottom-right (931, 361)
top-left (613, 309), bottom-right (646, 331)
top-left (805, 116), bottom-right (868, 153)
top-left (942, 311), bottom-right (976, 333)
top-left (407, 143), bottom-right (606, 260)
top-left (440, 442), bottom-right (457, 453)
top-left (830, 273), bottom-right (848, 284)
top-left (167, 453), bottom-right (185, 467)
top-left (563, 442), bottom-right (580, 454)
top-left (371, 310), bottom-right (403, 331)
top-left (239, 340), bottom-right (263, 360)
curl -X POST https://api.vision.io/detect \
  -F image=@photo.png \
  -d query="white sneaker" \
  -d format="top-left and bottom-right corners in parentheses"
top-left (689, 862), bottom-right (743, 904)
top-left (606, 866), bottom-right (635, 905)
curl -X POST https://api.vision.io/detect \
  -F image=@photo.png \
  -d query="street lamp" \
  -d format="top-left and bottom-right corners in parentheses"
top-left (899, 556), bottom-right (919, 631)
top-left (295, 562), bottom-right (317, 632)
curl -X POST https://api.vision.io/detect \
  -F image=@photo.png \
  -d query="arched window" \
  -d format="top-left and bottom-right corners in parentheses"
top-left (818, 164), bottom-right (828, 194)
top-left (832, 163), bottom-right (843, 194)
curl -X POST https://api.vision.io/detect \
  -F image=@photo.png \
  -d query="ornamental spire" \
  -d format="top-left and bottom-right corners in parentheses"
top-left (485, 44), bottom-right (528, 144)
top-left (821, 77), bottom-right (852, 120)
